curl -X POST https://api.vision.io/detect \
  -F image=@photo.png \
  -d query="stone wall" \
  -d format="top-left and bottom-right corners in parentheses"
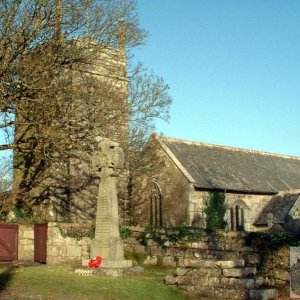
top-left (16, 223), bottom-right (92, 264)
top-left (133, 136), bottom-right (190, 227)
top-left (18, 225), bottom-right (34, 261)
top-left (225, 193), bottom-right (271, 232)
top-left (165, 258), bottom-right (278, 300)
top-left (125, 227), bottom-right (291, 299)
top-left (124, 227), bottom-right (260, 265)
top-left (164, 251), bottom-right (290, 299)
top-left (15, 220), bottom-right (293, 300)
top-left (46, 223), bottom-right (92, 265)
top-left (258, 246), bottom-right (291, 297)
top-left (189, 191), bottom-right (272, 231)
top-left (188, 189), bottom-right (206, 226)
top-left (286, 195), bottom-right (300, 234)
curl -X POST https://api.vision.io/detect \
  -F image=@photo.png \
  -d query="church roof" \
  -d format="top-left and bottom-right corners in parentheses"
top-left (255, 191), bottom-right (300, 225)
top-left (157, 136), bottom-right (300, 194)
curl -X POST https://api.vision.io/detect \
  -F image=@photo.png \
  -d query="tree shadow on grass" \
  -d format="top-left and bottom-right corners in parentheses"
top-left (0, 266), bottom-right (14, 295)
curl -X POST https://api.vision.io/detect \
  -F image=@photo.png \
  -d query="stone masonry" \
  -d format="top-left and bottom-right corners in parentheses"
top-left (14, 223), bottom-right (291, 298)
top-left (125, 228), bottom-right (261, 264)
top-left (15, 223), bottom-right (91, 264)
top-left (165, 258), bottom-right (278, 300)
top-left (47, 223), bottom-right (91, 265)
top-left (18, 225), bottom-right (34, 261)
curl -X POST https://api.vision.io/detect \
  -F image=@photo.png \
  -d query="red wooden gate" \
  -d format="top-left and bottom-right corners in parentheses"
top-left (34, 224), bottom-right (48, 263)
top-left (0, 224), bottom-right (18, 261)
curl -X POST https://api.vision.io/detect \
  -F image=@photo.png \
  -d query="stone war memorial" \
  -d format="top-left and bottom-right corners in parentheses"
top-left (82, 137), bottom-right (132, 270)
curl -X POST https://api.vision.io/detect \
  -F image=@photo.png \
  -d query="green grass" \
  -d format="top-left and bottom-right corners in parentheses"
top-left (0, 264), bottom-right (194, 300)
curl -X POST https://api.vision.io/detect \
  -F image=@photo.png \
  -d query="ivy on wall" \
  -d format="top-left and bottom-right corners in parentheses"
top-left (58, 226), bottom-right (95, 240)
top-left (3, 207), bottom-right (34, 224)
top-left (204, 192), bottom-right (227, 230)
top-left (137, 225), bottom-right (204, 249)
top-left (57, 224), bottom-right (133, 241)
top-left (119, 224), bottom-right (133, 240)
top-left (246, 231), bottom-right (300, 250)
top-left (246, 231), bottom-right (300, 275)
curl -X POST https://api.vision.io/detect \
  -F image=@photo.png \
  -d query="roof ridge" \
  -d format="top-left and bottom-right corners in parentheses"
top-left (278, 189), bottom-right (300, 195)
top-left (160, 136), bottom-right (300, 161)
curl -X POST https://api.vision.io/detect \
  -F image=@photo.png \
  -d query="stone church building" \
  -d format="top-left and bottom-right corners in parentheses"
top-left (134, 133), bottom-right (300, 233)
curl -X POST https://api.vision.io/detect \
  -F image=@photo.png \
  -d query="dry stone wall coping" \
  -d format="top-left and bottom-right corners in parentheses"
top-left (178, 258), bottom-right (246, 269)
top-left (216, 259), bottom-right (245, 268)
top-left (124, 229), bottom-right (256, 256)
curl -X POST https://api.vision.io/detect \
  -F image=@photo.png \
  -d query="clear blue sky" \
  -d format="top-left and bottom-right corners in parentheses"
top-left (134, 0), bottom-right (300, 156)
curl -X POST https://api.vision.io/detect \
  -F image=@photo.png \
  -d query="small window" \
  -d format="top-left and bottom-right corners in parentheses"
top-left (150, 181), bottom-right (163, 227)
top-left (229, 200), bottom-right (248, 231)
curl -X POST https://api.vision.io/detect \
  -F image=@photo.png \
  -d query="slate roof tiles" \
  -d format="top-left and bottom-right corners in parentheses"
top-left (158, 137), bottom-right (300, 194)
top-left (255, 192), bottom-right (300, 225)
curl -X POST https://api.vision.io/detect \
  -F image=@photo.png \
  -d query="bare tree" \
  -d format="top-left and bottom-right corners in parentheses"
top-left (0, 0), bottom-right (171, 221)
top-left (119, 63), bottom-right (172, 223)
top-left (0, 0), bottom-right (145, 150)
top-left (0, 155), bottom-right (12, 192)
top-left (0, 155), bottom-right (13, 220)
top-left (128, 62), bottom-right (171, 146)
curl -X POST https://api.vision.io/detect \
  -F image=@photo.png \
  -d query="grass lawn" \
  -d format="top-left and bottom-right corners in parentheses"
top-left (0, 264), bottom-right (194, 300)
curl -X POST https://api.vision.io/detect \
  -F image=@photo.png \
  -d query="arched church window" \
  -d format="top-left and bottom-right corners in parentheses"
top-left (150, 181), bottom-right (163, 227)
top-left (229, 200), bottom-right (248, 231)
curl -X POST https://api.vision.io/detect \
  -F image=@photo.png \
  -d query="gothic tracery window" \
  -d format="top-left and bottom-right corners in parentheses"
top-left (150, 181), bottom-right (163, 227)
top-left (229, 200), bottom-right (248, 231)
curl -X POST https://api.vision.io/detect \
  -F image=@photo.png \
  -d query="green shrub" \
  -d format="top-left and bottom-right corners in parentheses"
top-left (204, 192), bottom-right (227, 230)
top-left (137, 225), bottom-right (203, 249)
top-left (246, 231), bottom-right (300, 250)
top-left (119, 224), bottom-right (133, 240)
top-left (8, 207), bottom-right (33, 224)
top-left (58, 226), bottom-right (95, 240)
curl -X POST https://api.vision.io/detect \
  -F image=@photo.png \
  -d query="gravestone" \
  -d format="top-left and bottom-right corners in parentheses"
top-left (83, 137), bottom-right (132, 268)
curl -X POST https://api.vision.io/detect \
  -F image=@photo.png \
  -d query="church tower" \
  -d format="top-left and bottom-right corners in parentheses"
top-left (12, 29), bottom-right (129, 222)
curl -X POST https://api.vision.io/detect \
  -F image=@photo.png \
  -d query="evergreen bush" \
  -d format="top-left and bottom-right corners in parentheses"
top-left (204, 192), bottom-right (227, 230)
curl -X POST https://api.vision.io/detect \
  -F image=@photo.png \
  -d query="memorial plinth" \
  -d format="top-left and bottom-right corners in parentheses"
top-left (82, 138), bottom-right (132, 269)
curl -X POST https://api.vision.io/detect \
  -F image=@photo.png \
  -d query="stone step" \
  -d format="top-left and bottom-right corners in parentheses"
top-left (222, 267), bottom-right (256, 278)
top-left (178, 258), bottom-right (246, 268)
top-left (249, 289), bottom-right (278, 300)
